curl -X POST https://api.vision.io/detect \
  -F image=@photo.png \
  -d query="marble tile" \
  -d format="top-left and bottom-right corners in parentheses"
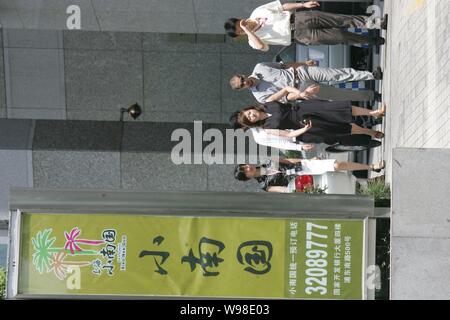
top-left (121, 152), bottom-right (208, 191)
top-left (32, 120), bottom-right (122, 151)
top-left (65, 49), bottom-right (143, 114)
top-left (0, 150), bottom-right (33, 216)
top-left (3, 28), bottom-right (63, 48)
top-left (33, 150), bottom-right (121, 189)
top-left (63, 30), bottom-right (142, 50)
top-left (4, 48), bottom-right (66, 115)
top-left (143, 51), bottom-right (221, 113)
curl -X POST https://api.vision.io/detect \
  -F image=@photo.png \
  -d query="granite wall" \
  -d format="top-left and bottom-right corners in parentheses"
top-left (1, 28), bottom-right (278, 123)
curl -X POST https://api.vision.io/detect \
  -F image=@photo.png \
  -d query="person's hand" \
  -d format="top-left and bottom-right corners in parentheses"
top-left (240, 20), bottom-right (250, 32)
top-left (305, 84), bottom-right (320, 95)
top-left (301, 119), bottom-right (313, 132)
top-left (302, 1), bottom-right (320, 9)
top-left (305, 59), bottom-right (317, 66)
top-left (296, 91), bottom-right (312, 100)
top-left (301, 144), bottom-right (315, 151)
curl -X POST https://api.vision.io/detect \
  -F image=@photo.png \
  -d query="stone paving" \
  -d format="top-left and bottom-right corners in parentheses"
top-left (381, 0), bottom-right (450, 300)
top-left (381, 0), bottom-right (450, 183)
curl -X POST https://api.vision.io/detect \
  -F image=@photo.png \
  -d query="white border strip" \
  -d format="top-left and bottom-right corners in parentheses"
top-left (7, 209), bottom-right (21, 298)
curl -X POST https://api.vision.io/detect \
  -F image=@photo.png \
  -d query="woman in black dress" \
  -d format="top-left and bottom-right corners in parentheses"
top-left (235, 100), bottom-right (385, 145)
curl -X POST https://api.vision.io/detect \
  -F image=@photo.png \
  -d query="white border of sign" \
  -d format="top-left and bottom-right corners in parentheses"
top-left (7, 188), bottom-right (374, 300)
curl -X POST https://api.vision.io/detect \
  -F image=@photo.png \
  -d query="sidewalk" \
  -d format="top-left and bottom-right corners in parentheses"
top-left (382, 0), bottom-right (450, 183)
top-left (381, 0), bottom-right (450, 300)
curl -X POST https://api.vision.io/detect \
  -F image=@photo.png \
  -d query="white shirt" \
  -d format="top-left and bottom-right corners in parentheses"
top-left (250, 62), bottom-right (296, 103)
top-left (248, 1), bottom-right (292, 51)
top-left (250, 127), bottom-right (303, 151)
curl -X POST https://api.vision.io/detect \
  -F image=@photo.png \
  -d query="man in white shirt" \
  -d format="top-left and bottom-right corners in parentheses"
top-left (224, 1), bottom-right (387, 52)
top-left (230, 62), bottom-right (381, 103)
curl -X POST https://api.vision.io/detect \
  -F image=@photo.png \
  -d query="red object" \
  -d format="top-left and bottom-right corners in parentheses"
top-left (295, 175), bottom-right (314, 192)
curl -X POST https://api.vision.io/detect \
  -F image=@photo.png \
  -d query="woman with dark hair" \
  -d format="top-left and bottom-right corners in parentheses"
top-left (224, 1), bottom-right (387, 52)
top-left (236, 100), bottom-right (385, 145)
top-left (234, 158), bottom-right (385, 193)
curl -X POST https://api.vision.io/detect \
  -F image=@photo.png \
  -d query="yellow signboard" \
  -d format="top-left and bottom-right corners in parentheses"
top-left (18, 213), bottom-right (365, 299)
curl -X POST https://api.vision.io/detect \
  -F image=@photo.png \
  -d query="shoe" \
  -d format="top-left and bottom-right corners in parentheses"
top-left (371, 117), bottom-right (383, 126)
top-left (371, 160), bottom-right (385, 172)
top-left (373, 66), bottom-right (383, 80)
top-left (373, 36), bottom-right (385, 46)
top-left (381, 14), bottom-right (388, 30)
top-left (374, 131), bottom-right (385, 139)
top-left (374, 92), bottom-right (382, 102)
top-left (375, 103), bottom-right (386, 118)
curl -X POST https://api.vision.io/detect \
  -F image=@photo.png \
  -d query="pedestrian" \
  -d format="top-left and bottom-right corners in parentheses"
top-left (229, 61), bottom-right (383, 103)
top-left (234, 158), bottom-right (385, 193)
top-left (235, 100), bottom-right (386, 145)
top-left (250, 127), bottom-right (316, 151)
top-left (224, 1), bottom-right (387, 52)
top-left (229, 111), bottom-right (316, 152)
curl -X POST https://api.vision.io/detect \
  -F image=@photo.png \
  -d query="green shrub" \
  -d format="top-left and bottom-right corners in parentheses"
top-left (282, 150), bottom-right (303, 159)
top-left (358, 176), bottom-right (391, 200)
top-left (0, 267), bottom-right (6, 299)
top-left (302, 184), bottom-right (328, 194)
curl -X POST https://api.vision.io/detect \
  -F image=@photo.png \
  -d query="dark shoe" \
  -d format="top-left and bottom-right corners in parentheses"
top-left (373, 66), bottom-right (383, 80)
top-left (381, 14), bottom-right (388, 30)
top-left (373, 36), bottom-right (385, 46)
top-left (374, 92), bottom-right (382, 101)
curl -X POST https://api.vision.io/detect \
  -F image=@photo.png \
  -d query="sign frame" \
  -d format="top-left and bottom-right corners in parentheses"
top-left (7, 188), bottom-right (374, 300)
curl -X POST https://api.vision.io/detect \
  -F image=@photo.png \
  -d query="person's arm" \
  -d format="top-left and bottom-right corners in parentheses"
top-left (280, 158), bottom-right (302, 164)
top-left (282, 1), bottom-right (320, 11)
top-left (264, 125), bottom-right (311, 139)
top-left (241, 20), bottom-right (269, 51)
top-left (266, 87), bottom-right (290, 102)
top-left (287, 84), bottom-right (321, 101)
top-left (257, 131), bottom-right (314, 151)
top-left (266, 186), bottom-right (289, 193)
top-left (266, 86), bottom-right (309, 102)
top-left (282, 61), bottom-right (317, 69)
top-left (286, 90), bottom-right (310, 101)
top-left (264, 129), bottom-right (301, 138)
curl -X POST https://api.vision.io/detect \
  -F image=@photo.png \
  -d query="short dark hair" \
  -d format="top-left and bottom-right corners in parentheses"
top-left (229, 75), bottom-right (243, 90)
top-left (234, 164), bottom-right (250, 181)
top-left (224, 18), bottom-right (240, 38)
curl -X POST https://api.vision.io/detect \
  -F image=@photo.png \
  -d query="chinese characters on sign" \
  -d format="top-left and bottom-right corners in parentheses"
top-left (140, 236), bottom-right (274, 277)
top-left (334, 223), bottom-right (342, 296)
top-left (91, 229), bottom-right (120, 276)
top-left (237, 240), bottom-right (273, 275)
top-left (21, 214), bottom-right (364, 299)
top-left (288, 222), bottom-right (298, 295)
top-left (285, 220), bottom-right (363, 299)
top-left (344, 236), bottom-right (352, 285)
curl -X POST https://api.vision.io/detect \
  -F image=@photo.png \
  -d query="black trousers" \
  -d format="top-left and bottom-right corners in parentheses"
top-left (294, 11), bottom-right (379, 45)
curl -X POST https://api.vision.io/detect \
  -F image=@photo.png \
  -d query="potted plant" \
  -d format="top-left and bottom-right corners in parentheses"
top-left (358, 176), bottom-right (391, 207)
